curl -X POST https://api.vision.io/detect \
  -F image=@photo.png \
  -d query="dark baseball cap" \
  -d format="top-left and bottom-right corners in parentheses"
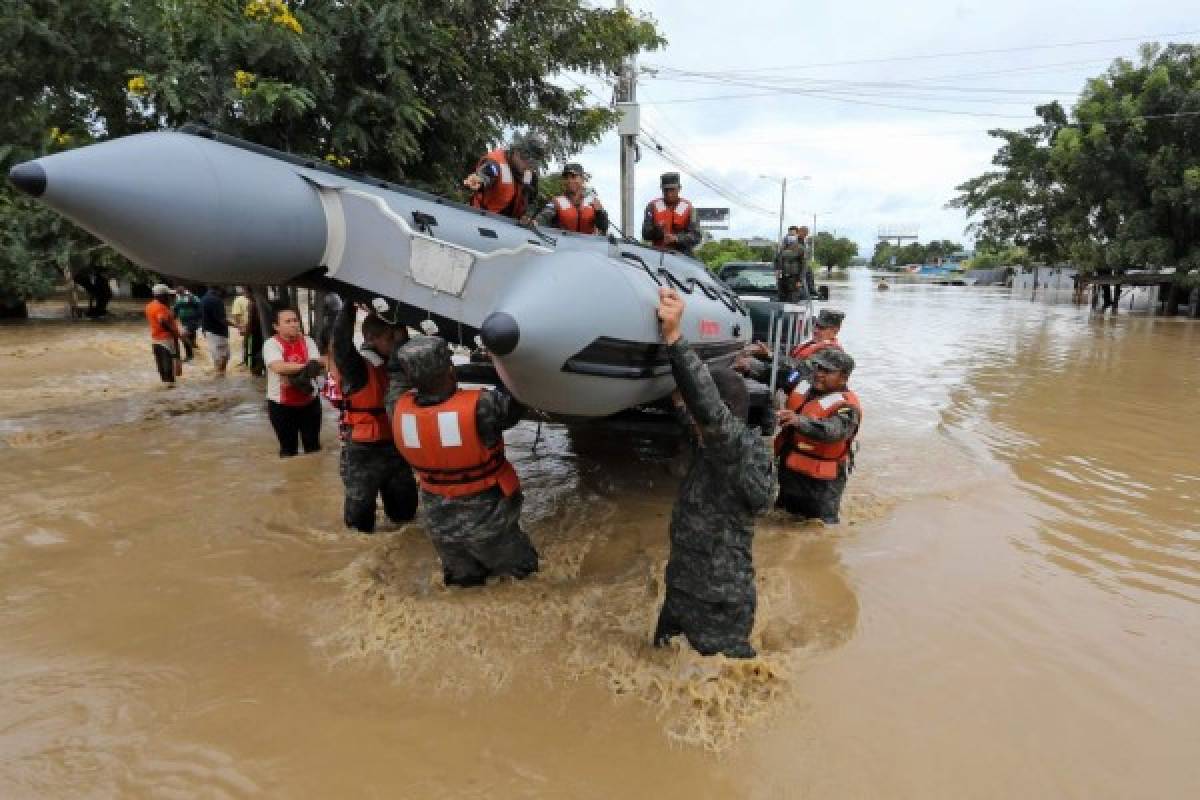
top-left (810, 347), bottom-right (855, 375)
top-left (814, 309), bottom-right (845, 328)
top-left (396, 335), bottom-right (453, 390)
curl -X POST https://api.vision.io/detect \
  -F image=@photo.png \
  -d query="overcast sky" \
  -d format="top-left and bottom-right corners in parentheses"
top-left (564, 2), bottom-right (1197, 253)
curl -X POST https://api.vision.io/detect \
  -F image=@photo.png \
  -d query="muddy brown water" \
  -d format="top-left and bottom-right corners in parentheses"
top-left (2, 273), bottom-right (1198, 798)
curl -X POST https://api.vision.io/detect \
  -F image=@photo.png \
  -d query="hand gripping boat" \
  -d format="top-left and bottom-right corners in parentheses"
top-left (9, 127), bottom-right (751, 417)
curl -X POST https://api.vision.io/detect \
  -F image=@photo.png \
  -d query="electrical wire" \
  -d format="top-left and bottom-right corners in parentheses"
top-left (641, 29), bottom-right (1200, 75)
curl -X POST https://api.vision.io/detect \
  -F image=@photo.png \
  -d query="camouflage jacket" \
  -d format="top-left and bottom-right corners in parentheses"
top-left (664, 338), bottom-right (774, 602)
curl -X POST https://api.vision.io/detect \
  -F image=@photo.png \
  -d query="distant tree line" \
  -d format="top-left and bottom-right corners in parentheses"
top-left (950, 43), bottom-right (1200, 286)
top-left (695, 232), bottom-right (859, 272)
top-left (870, 239), bottom-right (964, 268)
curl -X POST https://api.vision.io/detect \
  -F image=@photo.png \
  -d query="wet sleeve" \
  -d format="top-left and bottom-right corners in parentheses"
top-left (476, 386), bottom-right (525, 448)
top-left (594, 207), bottom-right (610, 235)
top-left (331, 301), bottom-right (368, 396)
top-left (738, 435), bottom-right (775, 514)
top-left (534, 203), bottom-right (557, 227)
top-left (520, 174), bottom-right (538, 217)
top-left (384, 342), bottom-right (414, 423)
top-left (476, 160), bottom-right (501, 190)
top-left (675, 207), bottom-right (703, 251)
top-left (668, 338), bottom-right (732, 431)
top-left (789, 406), bottom-right (860, 443)
top-left (642, 203), bottom-right (663, 243)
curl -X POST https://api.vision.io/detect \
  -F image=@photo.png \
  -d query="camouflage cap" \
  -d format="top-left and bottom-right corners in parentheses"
top-left (396, 335), bottom-right (453, 390)
top-left (814, 308), bottom-right (845, 328)
top-left (511, 134), bottom-right (547, 163)
top-left (810, 347), bottom-right (855, 375)
top-left (660, 171), bottom-right (681, 189)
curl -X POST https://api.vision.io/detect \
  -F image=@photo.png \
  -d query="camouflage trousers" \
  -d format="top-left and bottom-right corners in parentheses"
top-left (777, 468), bottom-right (847, 524)
top-left (422, 488), bottom-right (539, 588)
top-left (653, 584), bottom-right (757, 659)
top-left (338, 442), bottom-right (417, 533)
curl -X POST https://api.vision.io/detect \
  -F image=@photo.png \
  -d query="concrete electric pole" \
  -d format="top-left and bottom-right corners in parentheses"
top-left (616, 0), bottom-right (638, 237)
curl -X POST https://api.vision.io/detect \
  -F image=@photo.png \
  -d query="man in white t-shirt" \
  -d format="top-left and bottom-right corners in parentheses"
top-left (262, 307), bottom-right (325, 457)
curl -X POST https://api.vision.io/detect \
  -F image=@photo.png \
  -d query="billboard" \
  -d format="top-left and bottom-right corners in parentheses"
top-left (697, 207), bottom-right (730, 230)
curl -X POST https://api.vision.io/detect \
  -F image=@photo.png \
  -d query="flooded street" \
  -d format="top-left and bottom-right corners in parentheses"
top-left (2, 272), bottom-right (1198, 798)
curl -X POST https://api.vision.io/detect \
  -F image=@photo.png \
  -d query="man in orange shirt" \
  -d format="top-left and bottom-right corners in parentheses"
top-left (145, 284), bottom-right (182, 385)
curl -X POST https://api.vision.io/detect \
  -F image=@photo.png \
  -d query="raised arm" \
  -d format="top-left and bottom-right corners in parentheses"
top-left (330, 300), bottom-right (368, 395)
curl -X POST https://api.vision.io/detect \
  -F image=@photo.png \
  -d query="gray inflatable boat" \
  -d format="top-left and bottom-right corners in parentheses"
top-left (9, 127), bottom-right (751, 417)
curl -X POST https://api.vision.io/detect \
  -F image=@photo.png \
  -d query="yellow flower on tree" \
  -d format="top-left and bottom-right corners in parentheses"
top-left (324, 153), bottom-right (352, 169)
top-left (234, 70), bottom-right (256, 90)
top-left (127, 75), bottom-right (149, 95)
top-left (245, 0), bottom-right (302, 33)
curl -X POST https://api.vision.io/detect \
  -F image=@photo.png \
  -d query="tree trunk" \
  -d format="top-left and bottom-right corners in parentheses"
top-left (1163, 282), bottom-right (1180, 317)
top-left (1188, 287), bottom-right (1200, 319)
top-left (0, 299), bottom-right (30, 319)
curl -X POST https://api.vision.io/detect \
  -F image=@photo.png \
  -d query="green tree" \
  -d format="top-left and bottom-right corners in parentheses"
top-left (693, 239), bottom-right (775, 272)
top-left (0, 0), bottom-right (663, 311)
top-left (952, 43), bottom-right (1200, 274)
top-left (870, 239), bottom-right (962, 268)
top-left (812, 231), bottom-right (858, 268)
top-left (967, 245), bottom-right (1030, 270)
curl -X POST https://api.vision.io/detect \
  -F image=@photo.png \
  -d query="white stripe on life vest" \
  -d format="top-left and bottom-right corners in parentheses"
top-left (677, 200), bottom-right (691, 214)
top-left (555, 196), bottom-right (571, 210)
top-left (792, 380), bottom-right (811, 397)
top-left (437, 411), bottom-right (463, 447)
top-left (818, 392), bottom-right (845, 410)
top-left (497, 162), bottom-right (513, 185)
top-left (400, 414), bottom-right (421, 449)
top-left (653, 199), bottom-right (667, 212)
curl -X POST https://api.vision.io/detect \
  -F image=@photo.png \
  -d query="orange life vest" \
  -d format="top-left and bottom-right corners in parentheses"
top-left (790, 337), bottom-right (840, 361)
top-left (391, 388), bottom-right (520, 498)
top-left (470, 148), bottom-right (526, 218)
top-left (333, 350), bottom-right (392, 444)
top-left (550, 194), bottom-right (599, 234)
top-left (649, 197), bottom-right (693, 250)
top-left (774, 385), bottom-right (862, 480)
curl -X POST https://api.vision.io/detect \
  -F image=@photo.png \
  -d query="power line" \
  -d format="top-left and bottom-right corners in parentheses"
top-left (563, 74), bottom-right (780, 216)
top-left (642, 29), bottom-right (1200, 75)
top-left (649, 70), bottom-right (1081, 95)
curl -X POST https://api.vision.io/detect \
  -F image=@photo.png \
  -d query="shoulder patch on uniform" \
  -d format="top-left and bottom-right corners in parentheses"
top-left (817, 392), bottom-right (845, 410)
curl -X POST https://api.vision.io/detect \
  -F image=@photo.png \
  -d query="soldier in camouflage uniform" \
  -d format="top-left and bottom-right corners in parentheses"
top-left (386, 336), bottom-right (538, 587)
top-left (331, 300), bottom-right (417, 533)
top-left (734, 308), bottom-right (845, 391)
top-left (775, 348), bottom-right (862, 524)
top-left (775, 225), bottom-right (816, 302)
top-left (652, 287), bottom-right (775, 659)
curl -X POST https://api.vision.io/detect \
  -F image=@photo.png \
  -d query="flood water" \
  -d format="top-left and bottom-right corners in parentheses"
top-left (2, 272), bottom-right (1198, 798)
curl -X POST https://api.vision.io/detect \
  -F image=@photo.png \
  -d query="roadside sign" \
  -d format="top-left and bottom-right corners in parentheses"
top-left (698, 207), bottom-right (730, 230)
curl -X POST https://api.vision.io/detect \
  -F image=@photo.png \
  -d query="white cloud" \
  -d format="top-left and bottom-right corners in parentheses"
top-left (557, 1), bottom-right (1196, 253)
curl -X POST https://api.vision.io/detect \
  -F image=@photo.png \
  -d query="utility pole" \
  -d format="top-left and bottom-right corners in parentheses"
top-left (616, 0), bottom-right (638, 237)
top-left (776, 177), bottom-right (787, 245)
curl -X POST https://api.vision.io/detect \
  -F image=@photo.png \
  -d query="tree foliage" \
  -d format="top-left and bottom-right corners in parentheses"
top-left (967, 245), bottom-right (1030, 270)
top-left (694, 238), bottom-right (775, 271)
top-left (0, 0), bottom-right (662, 303)
top-left (870, 239), bottom-right (963, 268)
top-left (951, 43), bottom-right (1200, 274)
top-left (811, 231), bottom-right (858, 268)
